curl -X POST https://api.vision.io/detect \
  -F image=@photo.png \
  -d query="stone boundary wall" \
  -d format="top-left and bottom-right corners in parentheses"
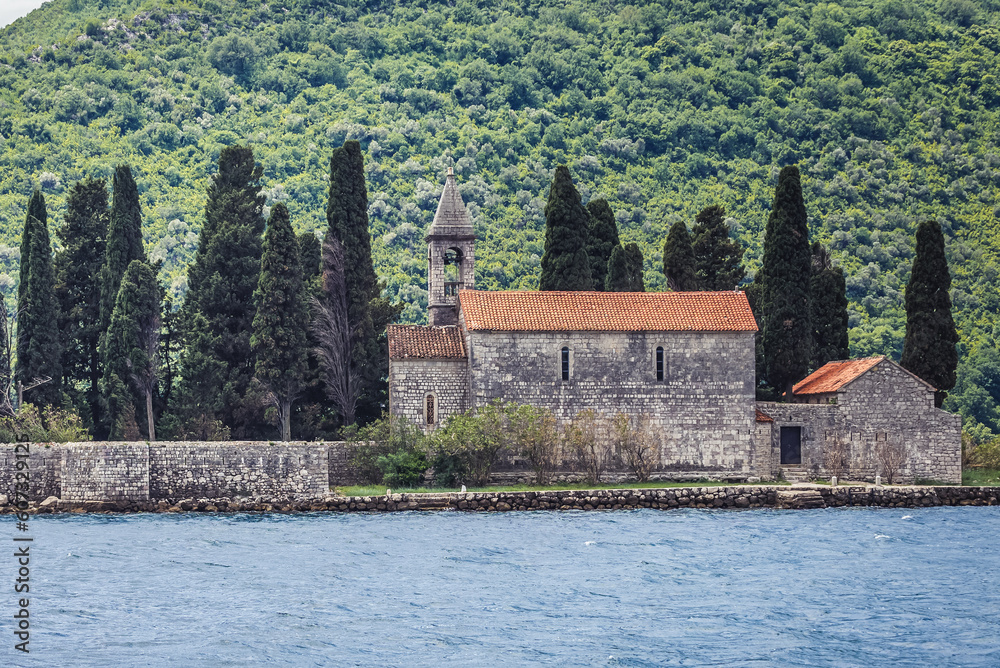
top-left (61, 443), bottom-right (149, 502)
top-left (2, 441), bottom-right (334, 502)
top-left (7, 485), bottom-right (997, 514)
top-left (149, 442), bottom-right (328, 499)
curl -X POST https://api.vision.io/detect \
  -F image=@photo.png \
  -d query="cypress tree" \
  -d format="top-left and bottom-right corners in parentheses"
top-left (692, 205), bottom-right (745, 290)
top-left (585, 198), bottom-right (619, 291)
top-left (175, 312), bottom-right (226, 436)
top-left (55, 177), bottom-right (109, 429)
top-left (539, 165), bottom-right (592, 291)
top-left (810, 243), bottom-right (850, 369)
top-left (99, 165), bottom-right (146, 337)
top-left (298, 231), bottom-right (322, 284)
top-left (0, 295), bottom-right (13, 416)
top-left (16, 190), bottom-right (45, 376)
top-left (901, 220), bottom-right (958, 406)
top-left (180, 145), bottom-right (266, 436)
top-left (662, 221), bottom-right (701, 291)
top-left (17, 204), bottom-right (62, 407)
top-left (624, 242), bottom-right (645, 292)
top-left (252, 204), bottom-right (310, 441)
top-left (324, 140), bottom-right (400, 425)
top-left (759, 165), bottom-right (813, 400)
top-left (102, 260), bottom-right (162, 440)
top-left (606, 243), bottom-right (646, 292)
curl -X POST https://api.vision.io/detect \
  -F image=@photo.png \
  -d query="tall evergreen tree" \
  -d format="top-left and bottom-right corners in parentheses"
top-left (252, 204), bottom-right (310, 441)
top-left (809, 243), bottom-right (849, 369)
top-left (298, 231), bottom-right (322, 283)
top-left (539, 165), bottom-right (592, 291)
top-left (758, 165), bottom-right (813, 400)
top-left (16, 201), bottom-right (61, 407)
top-left (691, 205), bottom-right (745, 290)
top-left (585, 198), bottom-right (619, 291)
top-left (662, 221), bottom-right (701, 291)
top-left (16, 190), bottom-right (46, 376)
top-left (0, 295), bottom-right (13, 416)
top-left (179, 145), bottom-right (266, 436)
top-left (55, 177), bottom-right (108, 430)
top-left (99, 165), bottom-right (146, 338)
top-left (606, 243), bottom-right (645, 291)
top-left (901, 220), bottom-right (958, 407)
top-left (323, 140), bottom-right (400, 425)
top-left (102, 260), bottom-right (163, 440)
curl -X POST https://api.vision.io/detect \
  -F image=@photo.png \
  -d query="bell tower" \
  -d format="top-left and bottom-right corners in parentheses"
top-left (426, 167), bottom-right (475, 327)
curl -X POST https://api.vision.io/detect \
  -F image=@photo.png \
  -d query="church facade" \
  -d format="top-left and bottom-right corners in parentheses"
top-left (387, 171), bottom-right (962, 483)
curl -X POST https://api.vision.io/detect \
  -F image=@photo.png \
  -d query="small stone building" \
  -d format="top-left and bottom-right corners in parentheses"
top-left (387, 171), bottom-right (963, 483)
top-left (757, 356), bottom-right (962, 483)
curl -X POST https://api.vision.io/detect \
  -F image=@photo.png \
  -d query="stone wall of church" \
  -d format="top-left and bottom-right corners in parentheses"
top-left (758, 362), bottom-right (962, 483)
top-left (466, 330), bottom-right (761, 475)
top-left (389, 358), bottom-right (469, 431)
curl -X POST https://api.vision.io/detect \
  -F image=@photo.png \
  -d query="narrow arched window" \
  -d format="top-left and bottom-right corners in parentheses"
top-left (425, 394), bottom-right (436, 425)
top-left (656, 347), bottom-right (664, 381)
top-left (561, 347), bottom-right (570, 381)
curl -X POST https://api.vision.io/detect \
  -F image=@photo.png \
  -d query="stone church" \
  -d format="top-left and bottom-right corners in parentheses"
top-left (387, 171), bottom-right (962, 484)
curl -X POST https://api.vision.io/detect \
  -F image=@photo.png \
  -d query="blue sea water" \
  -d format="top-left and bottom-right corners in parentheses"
top-left (3, 506), bottom-right (999, 667)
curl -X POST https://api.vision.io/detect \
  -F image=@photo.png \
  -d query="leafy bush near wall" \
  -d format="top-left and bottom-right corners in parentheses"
top-left (0, 403), bottom-right (90, 443)
top-left (376, 450), bottom-right (429, 489)
top-left (345, 414), bottom-right (426, 484)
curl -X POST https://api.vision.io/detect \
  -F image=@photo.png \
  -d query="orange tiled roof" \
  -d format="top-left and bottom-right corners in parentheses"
top-left (458, 290), bottom-right (758, 332)
top-left (388, 325), bottom-right (466, 360)
top-left (755, 408), bottom-right (774, 423)
top-left (792, 357), bottom-right (885, 395)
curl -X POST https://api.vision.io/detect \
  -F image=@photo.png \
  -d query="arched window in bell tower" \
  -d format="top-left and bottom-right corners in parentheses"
top-left (443, 247), bottom-right (463, 296)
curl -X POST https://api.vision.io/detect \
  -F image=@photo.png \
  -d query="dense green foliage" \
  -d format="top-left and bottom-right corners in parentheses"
top-left (54, 177), bottom-right (108, 428)
top-left (661, 221), bottom-right (700, 291)
top-left (101, 258), bottom-right (162, 439)
top-left (1, 0), bottom-right (999, 436)
top-left (809, 243), bottom-right (850, 368)
top-left (179, 144), bottom-right (265, 436)
top-left (98, 165), bottom-right (146, 340)
top-left (585, 198), bottom-right (619, 291)
top-left (16, 192), bottom-right (62, 406)
top-left (901, 220), bottom-right (958, 403)
top-left (251, 202), bottom-right (309, 440)
top-left (539, 165), bottom-right (592, 291)
top-left (606, 242), bottom-right (645, 292)
top-left (758, 166), bottom-right (812, 398)
top-left (692, 205), bottom-right (745, 291)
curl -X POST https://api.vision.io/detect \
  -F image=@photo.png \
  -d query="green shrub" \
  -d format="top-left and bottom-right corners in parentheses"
top-left (0, 404), bottom-right (91, 443)
top-left (431, 451), bottom-right (466, 487)
top-left (376, 449), bottom-right (428, 488)
top-left (346, 414), bottom-right (427, 484)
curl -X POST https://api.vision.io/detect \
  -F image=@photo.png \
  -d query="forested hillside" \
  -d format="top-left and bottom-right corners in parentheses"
top-left (1, 0), bottom-right (999, 437)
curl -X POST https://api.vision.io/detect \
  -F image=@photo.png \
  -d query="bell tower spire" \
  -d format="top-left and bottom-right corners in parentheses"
top-left (426, 167), bottom-right (475, 326)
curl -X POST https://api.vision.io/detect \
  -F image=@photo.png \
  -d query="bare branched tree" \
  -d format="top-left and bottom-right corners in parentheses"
top-left (313, 237), bottom-right (359, 427)
top-left (0, 297), bottom-right (14, 417)
top-left (824, 436), bottom-right (850, 481)
top-left (613, 413), bottom-right (659, 482)
top-left (875, 436), bottom-right (908, 485)
top-left (567, 409), bottom-right (614, 483)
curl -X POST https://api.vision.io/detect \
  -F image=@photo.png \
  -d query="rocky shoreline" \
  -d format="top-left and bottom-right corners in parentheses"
top-left (3, 484), bottom-right (998, 514)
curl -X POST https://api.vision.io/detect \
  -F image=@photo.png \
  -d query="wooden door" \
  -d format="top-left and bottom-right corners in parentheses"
top-left (780, 426), bottom-right (802, 465)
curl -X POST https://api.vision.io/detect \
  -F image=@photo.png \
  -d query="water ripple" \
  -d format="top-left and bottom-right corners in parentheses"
top-left (3, 507), bottom-right (999, 667)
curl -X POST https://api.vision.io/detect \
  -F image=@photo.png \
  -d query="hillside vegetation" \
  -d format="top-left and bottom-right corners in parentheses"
top-left (1, 0), bottom-right (999, 438)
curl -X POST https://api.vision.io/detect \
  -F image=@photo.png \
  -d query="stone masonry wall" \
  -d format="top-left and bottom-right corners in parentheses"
top-left (389, 358), bottom-right (469, 432)
top-left (0, 443), bottom-right (64, 500)
top-left (838, 363), bottom-right (961, 484)
top-left (758, 362), bottom-right (962, 484)
top-left (60, 443), bottom-right (149, 502)
top-left (467, 330), bottom-right (761, 476)
top-left (149, 442), bottom-right (328, 499)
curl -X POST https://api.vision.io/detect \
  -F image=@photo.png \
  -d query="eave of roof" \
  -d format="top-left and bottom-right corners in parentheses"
top-left (792, 357), bottom-right (885, 395)
top-left (388, 325), bottom-right (466, 360)
top-left (458, 290), bottom-right (758, 332)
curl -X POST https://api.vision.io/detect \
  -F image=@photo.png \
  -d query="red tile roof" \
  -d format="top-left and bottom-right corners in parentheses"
top-left (792, 357), bottom-right (885, 395)
top-left (458, 291), bottom-right (758, 332)
top-left (388, 325), bottom-right (466, 360)
top-left (755, 408), bottom-right (774, 423)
